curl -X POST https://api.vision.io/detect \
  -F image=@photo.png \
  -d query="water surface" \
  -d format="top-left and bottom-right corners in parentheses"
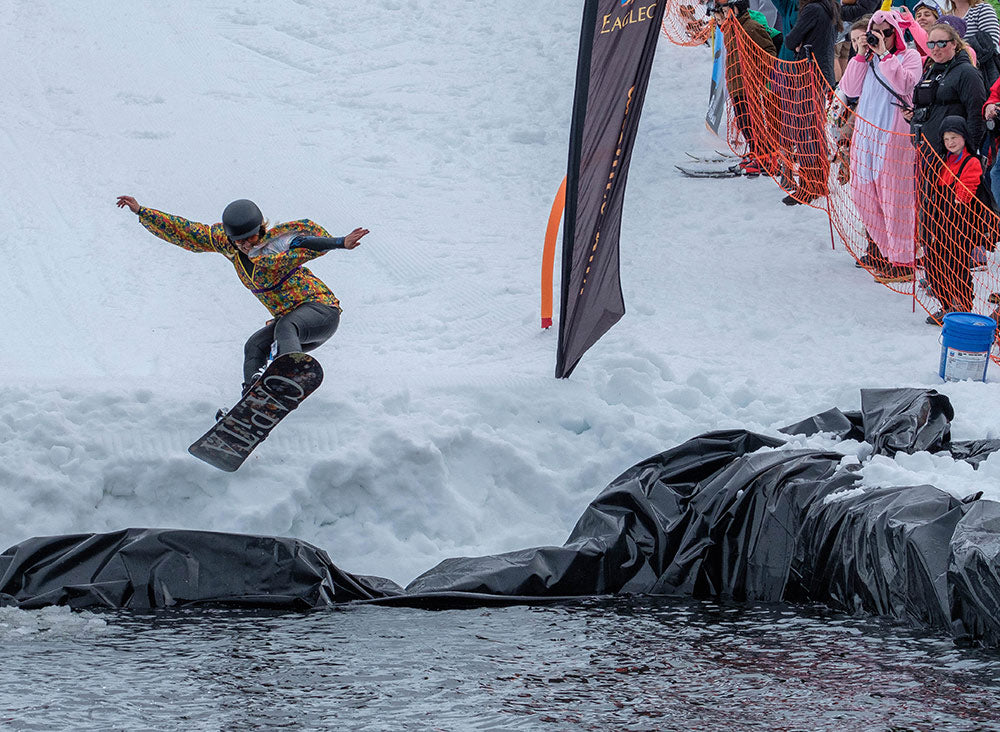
top-left (2, 598), bottom-right (999, 730)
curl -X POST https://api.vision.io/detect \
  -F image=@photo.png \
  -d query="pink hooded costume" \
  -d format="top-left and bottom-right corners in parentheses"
top-left (839, 11), bottom-right (924, 266)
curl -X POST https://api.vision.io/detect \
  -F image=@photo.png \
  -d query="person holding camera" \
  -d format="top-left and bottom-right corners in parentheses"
top-left (838, 10), bottom-right (924, 282)
top-left (907, 23), bottom-right (986, 156)
top-left (981, 77), bottom-right (1000, 207)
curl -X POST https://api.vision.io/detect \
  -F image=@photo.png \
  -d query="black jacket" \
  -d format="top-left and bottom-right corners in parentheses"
top-left (967, 30), bottom-right (1000, 96)
top-left (841, 0), bottom-right (879, 24)
top-left (913, 50), bottom-right (987, 154)
top-left (782, 0), bottom-right (836, 87)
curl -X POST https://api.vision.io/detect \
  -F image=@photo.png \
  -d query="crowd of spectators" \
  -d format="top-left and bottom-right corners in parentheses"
top-left (714, 0), bottom-right (1000, 324)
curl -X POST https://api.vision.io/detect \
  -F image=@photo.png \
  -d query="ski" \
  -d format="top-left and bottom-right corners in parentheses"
top-left (685, 151), bottom-right (734, 164)
top-left (675, 164), bottom-right (742, 179)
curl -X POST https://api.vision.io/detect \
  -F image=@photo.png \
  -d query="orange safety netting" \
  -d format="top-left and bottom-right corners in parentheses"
top-left (661, 0), bottom-right (714, 46)
top-left (663, 9), bottom-right (1000, 359)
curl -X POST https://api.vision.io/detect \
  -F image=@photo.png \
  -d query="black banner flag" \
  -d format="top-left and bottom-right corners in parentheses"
top-left (556, 0), bottom-right (666, 378)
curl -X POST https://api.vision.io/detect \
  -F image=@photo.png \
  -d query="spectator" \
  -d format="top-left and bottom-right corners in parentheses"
top-left (781, 0), bottom-right (841, 204)
top-left (784, 0), bottom-right (840, 85)
top-left (838, 10), bottom-right (924, 282)
top-left (908, 22), bottom-right (987, 156)
top-left (945, 0), bottom-right (1000, 50)
top-left (980, 75), bottom-right (1000, 207)
top-left (835, 32), bottom-right (856, 83)
top-left (914, 0), bottom-right (942, 30)
top-left (771, 0), bottom-right (800, 59)
top-left (835, 19), bottom-right (873, 193)
top-left (924, 115), bottom-right (981, 322)
top-left (714, 0), bottom-right (778, 175)
top-left (937, 14), bottom-right (978, 62)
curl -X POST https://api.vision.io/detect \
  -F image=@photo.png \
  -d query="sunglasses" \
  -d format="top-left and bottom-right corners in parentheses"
top-left (915, 0), bottom-right (941, 10)
top-left (926, 39), bottom-right (953, 48)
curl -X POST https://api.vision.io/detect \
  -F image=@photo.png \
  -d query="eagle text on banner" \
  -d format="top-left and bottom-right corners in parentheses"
top-left (556, 0), bottom-right (666, 378)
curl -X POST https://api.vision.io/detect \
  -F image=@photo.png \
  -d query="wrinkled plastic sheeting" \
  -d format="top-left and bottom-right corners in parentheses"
top-left (780, 406), bottom-right (865, 441)
top-left (0, 528), bottom-right (400, 610)
top-left (859, 388), bottom-right (954, 457)
top-left (402, 389), bottom-right (1000, 643)
top-left (780, 387), bottom-right (1000, 468)
top-left (407, 431), bottom-right (863, 601)
top-left (780, 387), bottom-right (955, 456)
top-left (5, 388), bottom-right (1000, 646)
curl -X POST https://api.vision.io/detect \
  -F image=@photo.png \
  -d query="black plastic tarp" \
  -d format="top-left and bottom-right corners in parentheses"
top-left (4, 388), bottom-right (1000, 645)
top-left (0, 528), bottom-right (398, 610)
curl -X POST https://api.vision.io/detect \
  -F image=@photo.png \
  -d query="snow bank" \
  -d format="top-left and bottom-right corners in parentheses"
top-left (2, 1), bottom-right (998, 585)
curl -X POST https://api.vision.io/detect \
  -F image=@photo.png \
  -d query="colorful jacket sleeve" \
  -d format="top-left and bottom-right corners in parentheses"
top-left (137, 207), bottom-right (228, 255)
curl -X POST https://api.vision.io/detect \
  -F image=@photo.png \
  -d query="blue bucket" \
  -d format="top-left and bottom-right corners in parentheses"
top-left (939, 312), bottom-right (997, 382)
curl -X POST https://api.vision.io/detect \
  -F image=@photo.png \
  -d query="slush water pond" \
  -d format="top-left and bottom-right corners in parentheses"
top-left (2, 597), bottom-right (999, 730)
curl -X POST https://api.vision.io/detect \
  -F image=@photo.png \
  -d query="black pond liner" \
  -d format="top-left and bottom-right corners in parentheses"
top-left (3, 388), bottom-right (1000, 645)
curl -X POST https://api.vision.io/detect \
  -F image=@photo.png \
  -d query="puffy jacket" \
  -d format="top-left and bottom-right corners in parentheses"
top-left (723, 11), bottom-right (777, 99)
top-left (937, 149), bottom-right (982, 203)
top-left (770, 0), bottom-right (800, 60)
top-left (138, 207), bottom-right (341, 316)
top-left (841, 0), bottom-right (880, 24)
top-left (913, 50), bottom-right (987, 153)
top-left (782, 0), bottom-right (836, 86)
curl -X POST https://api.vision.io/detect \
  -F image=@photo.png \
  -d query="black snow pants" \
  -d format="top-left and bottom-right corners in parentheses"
top-left (243, 302), bottom-right (341, 385)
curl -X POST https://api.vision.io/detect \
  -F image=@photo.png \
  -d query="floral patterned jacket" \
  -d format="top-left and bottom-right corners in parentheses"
top-left (137, 207), bottom-right (341, 316)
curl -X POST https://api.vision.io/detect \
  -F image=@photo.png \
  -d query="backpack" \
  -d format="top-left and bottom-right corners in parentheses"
top-left (956, 152), bottom-right (1000, 251)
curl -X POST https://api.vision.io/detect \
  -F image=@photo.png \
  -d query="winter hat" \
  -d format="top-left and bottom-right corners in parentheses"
top-left (940, 115), bottom-right (969, 141)
top-left (937, 14), bottom-right (967, 37)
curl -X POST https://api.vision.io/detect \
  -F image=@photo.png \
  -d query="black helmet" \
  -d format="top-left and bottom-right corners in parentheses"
top-left (222, 199), bottom-right (263, 240)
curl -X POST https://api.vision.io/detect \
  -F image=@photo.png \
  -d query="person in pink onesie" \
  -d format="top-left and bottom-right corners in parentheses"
top-left (839, 10), bottom-right (925, 282)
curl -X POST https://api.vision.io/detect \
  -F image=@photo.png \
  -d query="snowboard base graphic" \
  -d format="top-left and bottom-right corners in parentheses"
top-left (188, 353), bottom-right (323, 472)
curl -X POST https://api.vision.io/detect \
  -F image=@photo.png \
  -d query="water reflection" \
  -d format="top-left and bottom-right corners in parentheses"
top-left (1, 599), bottom-right (999, 730)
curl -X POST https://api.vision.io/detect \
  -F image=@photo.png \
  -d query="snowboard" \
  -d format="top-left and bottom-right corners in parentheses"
top-left (188, 352), bottom-right (324, 472)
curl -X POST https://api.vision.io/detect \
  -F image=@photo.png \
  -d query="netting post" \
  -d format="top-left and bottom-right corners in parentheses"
top-left (826, 198), bottom-right (835, 250)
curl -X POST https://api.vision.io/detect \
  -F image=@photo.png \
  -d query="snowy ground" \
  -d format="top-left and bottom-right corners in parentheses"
top-left (2, 0), bottom-right (999, 586)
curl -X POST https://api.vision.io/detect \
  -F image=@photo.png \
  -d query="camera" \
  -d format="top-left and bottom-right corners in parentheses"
top-left (866, 30), bottom-right (882, 46)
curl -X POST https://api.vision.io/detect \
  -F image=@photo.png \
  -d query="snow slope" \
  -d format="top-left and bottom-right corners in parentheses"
top-left (2, 0), bottom-right (999, 585)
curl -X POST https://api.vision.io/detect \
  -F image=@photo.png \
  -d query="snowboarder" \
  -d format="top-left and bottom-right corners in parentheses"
top-left (116, 195), bottom-right (368, 394)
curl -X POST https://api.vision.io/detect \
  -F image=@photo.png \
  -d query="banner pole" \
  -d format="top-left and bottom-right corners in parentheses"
top-left (541, 177), bottom-right (567, 329)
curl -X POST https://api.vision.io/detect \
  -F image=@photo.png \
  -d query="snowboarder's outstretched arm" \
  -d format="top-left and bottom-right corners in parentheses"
top-left (252, 228), bottom-right (368, 277)
top-left (116, 195), bottom-right (224, 254)
top-left (290, 227), bottom-right (369, 252)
